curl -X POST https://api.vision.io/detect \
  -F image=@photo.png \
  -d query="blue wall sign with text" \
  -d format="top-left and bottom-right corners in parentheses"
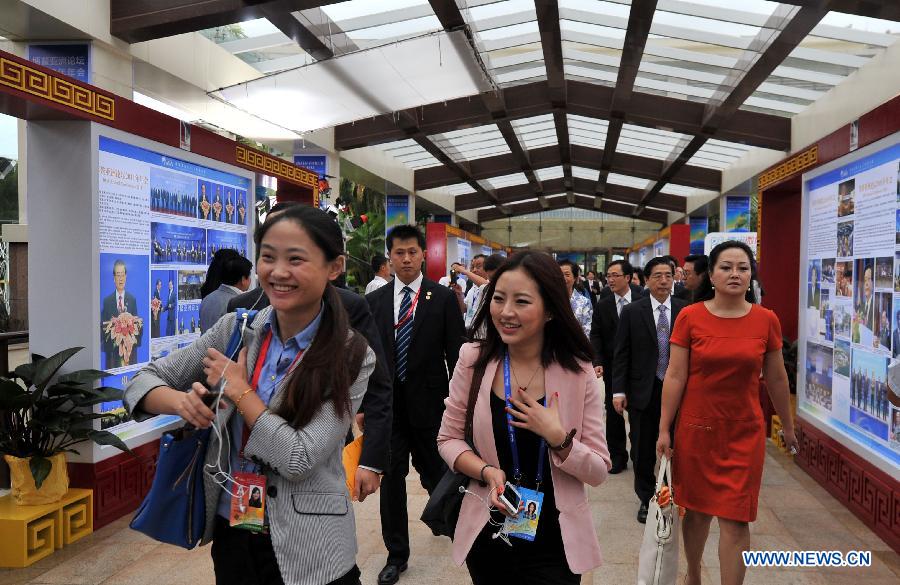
top-left (28, 43), bottom-right (91, 84)
top-left (293, 155), bottom-right (327, 178)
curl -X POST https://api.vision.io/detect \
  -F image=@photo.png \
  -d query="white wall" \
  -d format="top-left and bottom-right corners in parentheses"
top-left (792, 40), bottom-right (900, 153)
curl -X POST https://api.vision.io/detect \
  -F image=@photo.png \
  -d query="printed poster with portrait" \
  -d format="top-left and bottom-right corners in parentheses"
top-left (98, 136), bottom-right (252, 436)
top-left (799, 135), bottom-right (900, 477)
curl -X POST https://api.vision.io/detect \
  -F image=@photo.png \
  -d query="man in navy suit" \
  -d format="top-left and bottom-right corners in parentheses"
top-left (590, 259), bottom-right (641, 473)
top-left (366, 225), bottom-right (465, 585)
top-left (165, 279), bottom-right (177, 337)
top-left (100, 259), bottom-right (140, 367)
top-left (613, 257), bottom-right (687, 523)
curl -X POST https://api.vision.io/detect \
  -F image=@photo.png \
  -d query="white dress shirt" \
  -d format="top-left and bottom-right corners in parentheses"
top-left (650, 294), bottom-right (672, 327)
top-left (393, 272), bottom-right (424, 337)
top-left (613, 294), bottom-right (671, 399)
top-left (614, 290), bottom-right (632, 316)
top-left (365, 274), bottom-right (389, 295)
top-left (464, 283), bottom-right (486, 328)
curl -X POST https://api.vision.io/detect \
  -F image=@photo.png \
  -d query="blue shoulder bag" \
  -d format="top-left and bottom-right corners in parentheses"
top-left (130, 309), bottom-right (257, 549)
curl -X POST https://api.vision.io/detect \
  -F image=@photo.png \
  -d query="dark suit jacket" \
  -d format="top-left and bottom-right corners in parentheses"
top-left (165, 290), bottom-right (178, 331)
top-left (612, 295), bottom-right (686, 411)
top-left (366, 277), bottom-right (465, 429)
top-left (589, 293), bottom-right (623, 396)
top-left (101, 290), bottom-right (139, 366)
top-left (227, 286), bottom-right (393, 471)
top-left (596, 283), bottom-right (645, 302)
top-left (674, 285), bottom-right (694, 303)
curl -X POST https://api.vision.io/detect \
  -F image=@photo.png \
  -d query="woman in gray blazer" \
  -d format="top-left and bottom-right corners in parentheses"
top-left (124, 206), bottom-right (374, 585)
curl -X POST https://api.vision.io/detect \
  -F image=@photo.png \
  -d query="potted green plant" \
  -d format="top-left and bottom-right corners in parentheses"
top-left (0, 347), bottom-right (130, 505)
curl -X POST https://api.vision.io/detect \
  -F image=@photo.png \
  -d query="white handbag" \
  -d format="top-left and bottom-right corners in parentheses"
top-left (637, 454), bottom-right (680, 585)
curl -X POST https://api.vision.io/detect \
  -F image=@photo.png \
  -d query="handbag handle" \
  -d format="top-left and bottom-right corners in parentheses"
top-left (655, 454), bottom-right (673, 494)
top-left (463, 361), bottom-right (486, 449)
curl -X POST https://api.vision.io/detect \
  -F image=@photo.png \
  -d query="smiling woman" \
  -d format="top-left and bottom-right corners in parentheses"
top-left (436, 251), bottom-right (612, 584)
top-left (124, 205), bottom-right (375, 585)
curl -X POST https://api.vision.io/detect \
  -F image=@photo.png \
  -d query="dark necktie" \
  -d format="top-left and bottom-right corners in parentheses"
top-left (395, 286), bottom-right (413, 382)
top-left (656, 305), bottom-right (670, 380)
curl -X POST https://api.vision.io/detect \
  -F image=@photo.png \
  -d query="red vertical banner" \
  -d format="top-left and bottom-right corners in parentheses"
top-left (425, 222), bottom-right (448, 282)
top-left (668, 224), bottom-right (691, 263)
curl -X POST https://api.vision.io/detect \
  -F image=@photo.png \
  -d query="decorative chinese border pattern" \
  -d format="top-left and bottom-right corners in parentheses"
top-left (235, 146), bottom-right (318, 189)
top-left (758, 146), bottom-right (818, 191)
top-left (0, 56), bottom-right (114, 120)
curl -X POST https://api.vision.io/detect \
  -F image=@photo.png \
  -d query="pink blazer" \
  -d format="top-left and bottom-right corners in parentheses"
top-left (437, 343), bottom-right (612, 574)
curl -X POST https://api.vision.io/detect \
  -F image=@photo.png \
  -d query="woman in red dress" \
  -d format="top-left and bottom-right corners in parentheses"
top-left (656, 241), bottom-right (799, 585)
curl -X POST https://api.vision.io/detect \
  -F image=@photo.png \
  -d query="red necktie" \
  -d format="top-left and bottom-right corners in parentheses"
top-left (118, 296), bottom-right (124, 313)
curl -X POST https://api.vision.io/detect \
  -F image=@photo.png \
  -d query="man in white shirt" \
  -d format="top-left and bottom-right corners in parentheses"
top-left (364, 225), bottom-right (465, 585)
top-left (612, 257), bottom-right (687, 523)
top-left (366, 255), bottom-right (391, 295)
top-left (452, 254), bottom-right (504, 330)
top-left (100, 259), bottom-right (141, 368)
top-left (589, 259), bottom-right (636, 475)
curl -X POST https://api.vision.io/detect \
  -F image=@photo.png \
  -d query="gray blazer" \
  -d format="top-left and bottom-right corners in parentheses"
top-left (199, 284), bottom-right (241, 333)
top-left (123, 306), bottom-right (375, 585)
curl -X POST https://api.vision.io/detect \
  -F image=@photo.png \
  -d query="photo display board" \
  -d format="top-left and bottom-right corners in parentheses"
top-left (799, 133), bottom-right (900, 478)
top-left (97, 136), bottom-right (253, 438)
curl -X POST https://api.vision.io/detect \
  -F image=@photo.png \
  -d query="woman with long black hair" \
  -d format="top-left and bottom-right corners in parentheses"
top-left (437, 251), bottom-right (611, 584)
top-left (124, 205), bottom-right (374, 585)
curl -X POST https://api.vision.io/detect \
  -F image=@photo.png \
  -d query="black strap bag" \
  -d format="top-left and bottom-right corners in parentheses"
top-left (420, 364), bottom-right (485, 539)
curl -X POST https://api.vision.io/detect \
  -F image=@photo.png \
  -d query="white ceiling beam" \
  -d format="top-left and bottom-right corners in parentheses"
top-left (218, 32), bottom-right (293, 55)
top-left (332, 4), bottom-right (435, 33)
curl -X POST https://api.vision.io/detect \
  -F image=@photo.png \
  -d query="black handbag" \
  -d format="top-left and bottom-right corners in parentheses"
top-left (421, 364), bottom-right (485, 539)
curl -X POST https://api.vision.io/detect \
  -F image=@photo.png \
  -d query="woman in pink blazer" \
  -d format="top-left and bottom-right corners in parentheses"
top-left (437, 251), bottom-right (612, 584)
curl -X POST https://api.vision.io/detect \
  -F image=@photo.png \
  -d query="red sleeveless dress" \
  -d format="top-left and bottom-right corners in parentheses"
top-left (669, 303), bottom-right (783, 522)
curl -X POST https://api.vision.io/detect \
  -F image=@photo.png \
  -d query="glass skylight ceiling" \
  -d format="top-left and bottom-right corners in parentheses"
top-left (371, 140), bottom-right (442, 170)
top-left (197, 2), bottom-right (900, 220)
top-left (430, 125), bottom-right (512, 162)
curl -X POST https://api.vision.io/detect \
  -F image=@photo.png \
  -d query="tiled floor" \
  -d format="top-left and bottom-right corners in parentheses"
top-left (1, 444), bottom-right (897, 585)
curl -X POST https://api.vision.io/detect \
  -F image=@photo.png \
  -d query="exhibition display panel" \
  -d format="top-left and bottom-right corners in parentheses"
top-left (27, 122), bottom-right (254, 464)
top-left (96, 136), bottom-right (253, 440)
top-left (798, 132), bottom-right (900, 481)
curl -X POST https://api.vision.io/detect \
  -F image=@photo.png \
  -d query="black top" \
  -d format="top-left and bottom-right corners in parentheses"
top-left (487, 392), bottom-right (564, 551)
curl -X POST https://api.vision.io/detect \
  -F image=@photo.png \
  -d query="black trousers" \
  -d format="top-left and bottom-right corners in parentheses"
top-left (380, 400), bottom-right (447, 564)
top-left (628, 380), bottom-right (663, 506)
top-left (465, 527), bottom-right (579, 585)
top-left (212, 518), bottom-right (361, 585)
top-left (604, 380), bottom-right (629, 468)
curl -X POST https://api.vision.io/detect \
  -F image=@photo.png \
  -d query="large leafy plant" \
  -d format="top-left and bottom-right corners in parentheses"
top-left (0, 347), bottom-right (130, 488)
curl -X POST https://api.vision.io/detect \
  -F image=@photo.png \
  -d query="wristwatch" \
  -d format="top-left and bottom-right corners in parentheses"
top-left (551, 428), bottom-right (577, 451)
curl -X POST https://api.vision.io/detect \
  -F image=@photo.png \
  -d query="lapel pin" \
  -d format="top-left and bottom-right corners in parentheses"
top-left (426, 291), bottom-right (432, 300)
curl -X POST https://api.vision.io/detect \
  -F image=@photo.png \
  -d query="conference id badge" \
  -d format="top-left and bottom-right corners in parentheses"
top-left (229, 472), bottom-right (266, 532)
top-left (502, 487), bottom-right (544, 542)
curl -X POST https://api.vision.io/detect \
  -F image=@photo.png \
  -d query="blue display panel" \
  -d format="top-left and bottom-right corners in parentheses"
top-left (800, 135), bottom-right (900, 474)
top-left (98, 136), bottom-right (252, 435)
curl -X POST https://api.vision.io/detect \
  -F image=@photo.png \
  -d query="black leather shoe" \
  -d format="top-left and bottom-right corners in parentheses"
top-left (377, 563), bottom-right (408, 585)
top-left (609, 461), bottom-right (627, 474)
top-left (637, 503), bottom-right (649, 524)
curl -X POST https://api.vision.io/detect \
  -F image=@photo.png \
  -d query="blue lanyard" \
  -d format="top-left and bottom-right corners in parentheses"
top-left (503, 351), bottom-right (547, 491)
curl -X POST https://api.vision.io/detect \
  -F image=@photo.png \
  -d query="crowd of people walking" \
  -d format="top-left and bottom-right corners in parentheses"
top-left (124, 208), bottom-right (798, 585)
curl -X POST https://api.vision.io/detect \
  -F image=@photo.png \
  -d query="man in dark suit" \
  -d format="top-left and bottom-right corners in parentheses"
top-left (366, 225), bottom-right (465, 585)
top-left (100, 259), bottom-right (140, 368)
top-left (165, 279), bottom-right (177, 337)
top-left (675, 253), bottom-right (708, 303)
top-left (596, 274), bottom-right (645, 301)
top-left (612, 257), bottom-right (686, 523)
top-left (589, 259), bottom-right (640, 474)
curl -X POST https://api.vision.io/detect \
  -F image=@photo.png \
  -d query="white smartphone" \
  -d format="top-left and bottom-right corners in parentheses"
top-left (498, 481), bottom-right (522, 515)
